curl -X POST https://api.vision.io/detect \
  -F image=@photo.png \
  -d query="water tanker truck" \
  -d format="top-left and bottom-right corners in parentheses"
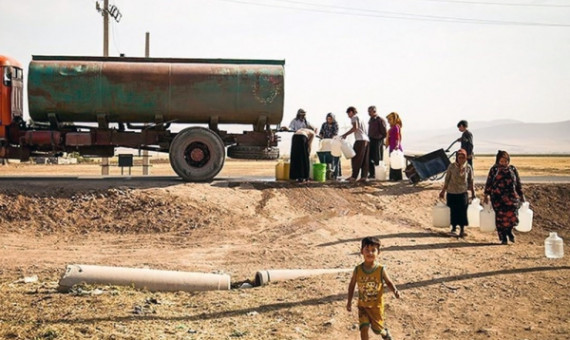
top-left (0, 55), bottom-right (284, 181)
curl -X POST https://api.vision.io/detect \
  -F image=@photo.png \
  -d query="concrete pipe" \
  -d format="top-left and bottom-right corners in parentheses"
top-left (58, 264), bottom-right (230, 292)
top-left (255, 268), bottom-right (353, 286)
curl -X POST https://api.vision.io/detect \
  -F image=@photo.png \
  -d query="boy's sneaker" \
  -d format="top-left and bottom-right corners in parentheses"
top-left (381, 328), bottom-right (393, 340)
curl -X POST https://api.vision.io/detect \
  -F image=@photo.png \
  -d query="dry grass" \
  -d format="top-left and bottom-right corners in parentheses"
top-left (0, 156), bottom-right (568, 178)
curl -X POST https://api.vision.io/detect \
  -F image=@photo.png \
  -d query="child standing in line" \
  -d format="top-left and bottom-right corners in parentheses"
top-left (347, 236), bottom-right (400, 340)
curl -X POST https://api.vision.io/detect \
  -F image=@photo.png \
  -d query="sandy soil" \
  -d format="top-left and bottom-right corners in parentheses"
top-left (0, 160), bottom-right (569, 340)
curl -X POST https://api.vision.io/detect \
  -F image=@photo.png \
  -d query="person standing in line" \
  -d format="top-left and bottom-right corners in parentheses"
top-left (367, 106), bottom-right (387, 179)
top-left (341, 106), bottom-right (369, 182)
top-left (457, 120), bottom-right (474, 168)
top-left (289, 128), bottom-right (316, 183)
top-left (483, 150), bottom-right (525, 245)
top-left (347, 236), bottom-right (400, 340)
top-left (439, 149), bottom-right (475, 238)
top-left (287, 108), bottom-right (315, 132)
top-left (318, 112), bottom-right (341, 178)
top-left (385, 112), bottom-right (403, 181)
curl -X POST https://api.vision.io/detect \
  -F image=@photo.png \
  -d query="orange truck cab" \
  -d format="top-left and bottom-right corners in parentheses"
top-left (0, 55), bottom-right (24, 140)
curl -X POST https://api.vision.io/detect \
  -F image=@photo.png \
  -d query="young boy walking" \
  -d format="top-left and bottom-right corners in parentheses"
top-left (347, 236), bottom-right (400, 340)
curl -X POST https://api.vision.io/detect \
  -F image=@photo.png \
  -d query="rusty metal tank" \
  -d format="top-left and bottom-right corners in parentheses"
top-left (28, 56), bottom-right (284, 125)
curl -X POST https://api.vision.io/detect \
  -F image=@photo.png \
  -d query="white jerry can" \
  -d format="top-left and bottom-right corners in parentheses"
top-left (467, 198), bottom-right (483, 227)
top-left (432, 201), bottom-right (450, 228)
top-left (479, 203), bottom-right (496, 233)
top-left (515, 202), bottom-right (533, 232)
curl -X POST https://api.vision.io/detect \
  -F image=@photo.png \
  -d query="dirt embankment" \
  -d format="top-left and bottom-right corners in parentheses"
top-left (0, 181), bottom-right (569, 340)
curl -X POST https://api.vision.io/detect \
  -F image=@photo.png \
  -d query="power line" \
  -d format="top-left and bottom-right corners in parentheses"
top-left (420, 0), bottom-right (570, 8)
top-left (215, 0), bottom-right (570, 27)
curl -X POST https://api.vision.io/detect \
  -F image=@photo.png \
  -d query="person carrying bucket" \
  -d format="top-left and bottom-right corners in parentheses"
top-left (385, 112), bottom-right (403, 181)
top-left (483, 150), bottom-right (525, 244)
top-left (341, 106), bottom-right (369, 182)
top-left (439, 149), bottom-right (475, 238)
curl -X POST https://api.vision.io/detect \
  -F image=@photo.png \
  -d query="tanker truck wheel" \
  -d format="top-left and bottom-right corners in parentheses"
top-left (227, 145), bottom-right (280, 160)
top-left (169, 127), bottom-right (225, 182)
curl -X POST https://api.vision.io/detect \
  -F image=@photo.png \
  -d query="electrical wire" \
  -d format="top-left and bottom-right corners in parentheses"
top-left (420, 0), bottom-right (570, 8)
top-left (111, 20), bottom-right (122, 56)
top-left (214, 0), bottom-right (570, 27)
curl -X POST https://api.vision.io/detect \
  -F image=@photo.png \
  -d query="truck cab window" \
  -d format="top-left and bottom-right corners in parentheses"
top-left (3, 66), bottom-right (12, 86)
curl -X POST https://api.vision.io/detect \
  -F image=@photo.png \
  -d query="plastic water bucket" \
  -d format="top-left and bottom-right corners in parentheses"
top-left (313, 163), bottom-right (327, 182)
top-left (516, 202), bottom-right (533, 232)
top-left (467, 198), bottom-right (483, 227)
top-left (432, 201), bottom-right (450, 228)
top-left (479, 203), bottom-right (496, 233)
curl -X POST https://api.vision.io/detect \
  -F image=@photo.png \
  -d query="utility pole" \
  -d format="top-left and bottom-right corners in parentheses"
top-left (142, 32), bottom-right (151, 175)
top-left (96, 0), bottom-right (121, 175)
top-left (103, 0), bottom-right (109, 57)
top-left (101, 0), bottom-right (110, 175)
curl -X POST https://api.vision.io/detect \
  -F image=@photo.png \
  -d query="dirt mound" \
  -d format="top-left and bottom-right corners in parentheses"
top-left (0, 181), bottom-right (569, 339)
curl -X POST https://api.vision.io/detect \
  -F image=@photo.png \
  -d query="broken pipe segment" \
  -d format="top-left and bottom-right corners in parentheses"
top-left (255, 268), bottom-right (353, 286)
top-left (58, 264), bottom-right (230, 292)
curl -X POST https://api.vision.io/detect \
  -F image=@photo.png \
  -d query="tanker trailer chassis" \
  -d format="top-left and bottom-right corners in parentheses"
top-left (1, 116), bottom-right (279, 182)
top-left (0, 55), bottom-right (284, 181)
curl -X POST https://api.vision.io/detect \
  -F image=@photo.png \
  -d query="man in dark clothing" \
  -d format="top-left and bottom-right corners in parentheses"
top-left (457, 120), bottom-right (474, 167)
top-left (367, 106), bottom-right (387, 179)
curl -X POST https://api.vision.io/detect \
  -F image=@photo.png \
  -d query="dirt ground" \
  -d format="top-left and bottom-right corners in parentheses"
top-left (0, 158), bottom-right (569, 340)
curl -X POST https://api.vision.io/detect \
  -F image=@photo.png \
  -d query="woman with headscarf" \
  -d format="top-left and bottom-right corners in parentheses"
top-left (289, 128), bottom-right (315, 183)
top-left (318, 113), bottom-right (341, 179)
top-left (483, 150), bottom-right (525, 244)
top-left (385, 112), bottom-right (403, 181)
top-left (439, 149), bottom-right (475, 238)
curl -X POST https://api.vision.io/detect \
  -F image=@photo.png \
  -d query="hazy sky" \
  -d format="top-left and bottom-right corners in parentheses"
top-left (2, 0), bottom-right (569, 131)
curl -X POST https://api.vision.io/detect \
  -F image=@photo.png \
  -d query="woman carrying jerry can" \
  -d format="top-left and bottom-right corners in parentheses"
top-left (439, 149), bottom-right (475, 238)
top-left (483, 150), bottom-right (525, 245)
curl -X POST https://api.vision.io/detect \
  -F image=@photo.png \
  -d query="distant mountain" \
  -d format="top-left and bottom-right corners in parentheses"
top-left (405, 120), bottom-right (570, 154)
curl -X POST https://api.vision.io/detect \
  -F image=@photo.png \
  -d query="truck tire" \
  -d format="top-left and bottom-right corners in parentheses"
top-left (227, 145), bottom-right (280, 160)
top-left (169, 127), bottom-right (225, 182)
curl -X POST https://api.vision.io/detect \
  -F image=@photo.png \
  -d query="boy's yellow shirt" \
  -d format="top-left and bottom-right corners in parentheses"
top-left (355, 263), bottom-right (384, 308)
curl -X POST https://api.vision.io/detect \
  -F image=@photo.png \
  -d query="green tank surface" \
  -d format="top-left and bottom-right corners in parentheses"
top-left (28, 56), bottom-right (284, 125)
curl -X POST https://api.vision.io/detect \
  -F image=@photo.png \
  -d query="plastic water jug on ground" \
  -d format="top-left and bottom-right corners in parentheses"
top-left (375, 161), bottom-right (387, 181)
top-left (390, 150), bottom-right (405, 170)
top-left (479, 203), bottom-right (496, 233)
top-left (467, 198), bottom-right (483, 227)
top-left (275, 161), bottom-right (285, 180)
top-left (515, 202), bottom-right (533, 232)
top-left (283, 162), bottom-right (290, 180)
top-left (545, 232), bottom-right (564, 259)
top-left (432, 201), bottom-right (450, 228)
top-left (384, 147), bottom-right (390, 168)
